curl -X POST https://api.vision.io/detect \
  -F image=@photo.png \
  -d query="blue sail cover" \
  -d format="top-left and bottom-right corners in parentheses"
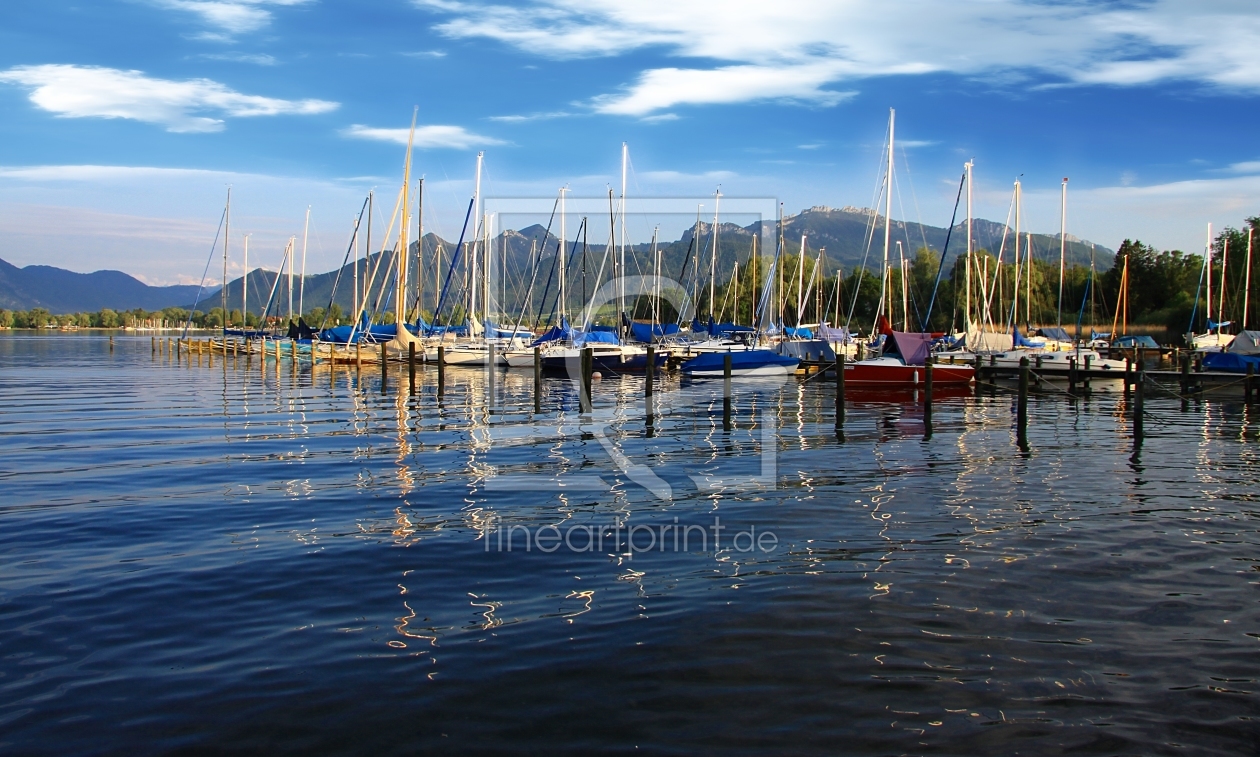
top-left (1208, 319), bottom-right (1233, 330)
top-left (319, 323), bottom-right (410, 343)
top-left (1012, 329), bottom-right (1044, 348)
top-left (575, 330), bottom-right (619, 346)
top-left (1037, 326), bottom-right (1072, 342)
top-left (629, 322), bottom-right (681, 342)
top-left (784, 326), bottom-right (813, 339)
top-left (530, 318), bottom-right (575, 347)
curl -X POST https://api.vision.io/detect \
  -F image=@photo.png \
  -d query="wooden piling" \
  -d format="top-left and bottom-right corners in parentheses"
top-left (924, 357), bottom-right (933, 419)
top-left (580, 347), bottom-right (593, 414)
top-left (645, 345), bottom-right (655, 398)
top-left (1247, 363), bottom-right (1255, 404)
top-left (437, 346), bottom-right (446, 397)
top-left (533, 346), bottom-right (542, 413)
top-left (380, 342), bottom-right (387, 392)
top-left (1017, 356), bottom-right (1029, 444)
top-left (723, 352), bottom-right (732, 431)
top-left (1124, 357), bottom-right (1133, 396)
top-left (1068, 356), bottom-right (1077, 395)
top-left (408, 342), bottom-right (416, 395)
top-left (1180, 353), bottom-right (1190, 396)
top-left (1083, 354), bottom-right (1092, 395)
top-left (290, 340), bottom-right (297, 362)
top-left (1135, 362), bottom-right (1145, 441)
top-left (836, 353), bottom-right (846, 430)
top-left (356, 341), bottom-right (362, 371)
top-left (487, 343), bottom-right (496, 407)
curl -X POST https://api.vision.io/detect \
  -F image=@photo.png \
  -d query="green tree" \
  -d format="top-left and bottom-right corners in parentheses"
top-left (0, 310), bottom-right (13, 328)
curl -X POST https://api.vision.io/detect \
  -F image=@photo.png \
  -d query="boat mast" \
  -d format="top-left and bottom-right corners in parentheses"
top-left (1058, 178), bottom-right (1067, 328)
top-left (880, 108), bottom-right (895, 334)
top-left (711, 189), bottom-right (721, 321)
top-left (365, 191), bottom-right (373, 323)
top-left (1245, 227), bottom-right (1253, 330)
top-left (417, 178), bottom-right (424, 322)
top-left (965, 160), bottom-right (973, 334)
top-left (286, 236), bottom-right (295, 323)
top-left (242, 234), bottom-right (249, 325)
top-left (898, 240), bottom-right (908, 331)
top-left (620, 142), bottom-right (627, 336)
top-left (299, 205), bottom-right (309, 319)
top-left (796, 234), bottom-right (807, 326)
top-left (471, 152), bottom-right (483, 333)
top-left (352, 215), bottom-right (359, 320)
top-left (1218, 234), bottom-right (1229, 336)
top-left (1206, 223), bottom-right (1213, 329)
top-left (1011, 178), bottom-right (1021, 334)
top-left (395, 109), bottom-right (417, 338)
top-left (222, 188), bottom-right (230, 326)
top-left (1025, 232), bottom-right (1032, 328)
top-left (558, 186), bottom-right (567, 325)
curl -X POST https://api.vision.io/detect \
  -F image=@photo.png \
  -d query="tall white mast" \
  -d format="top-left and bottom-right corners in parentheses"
top-left (965, 161), bottom-right (973, 334)
top-left (1218, 234), bottom-right (1229, 334)
top-left (1245, 227), bottom-right (1253, 330)
top-left (1058, 178), bottom-right (1067, 328)
top-left (880, 108), bottom-right (895, 331)
top-left (796, 234), bottom-right (807, 325)
top-left (287, 236), bottom-right (295, 322)
top-left (352, 216), bottom-right (359, 320)
top-left (299, 205), bottom-right (309, 318)
top-left (470, 152), bottom-right (483, 333)
top-left (222, 188), bottom-right (230, 324)
top-left (710, 189), bottom-right (721, 319)
top-left (1025, 232), bottom-right (1033, 327)
top-left (1012, 178), bottom-right (1021, 332)
top-left (558, 186), bottom-right (567, 324)
top-left (620, 142), bottom-right (627, 333)
top-left (1206, 223), bottom-right (1213, 324)
top-left (242, 234), bottom-right (249, 324)
top-left (395, 109), bottom-right (417, 338)
top-left (898, 240), bottom-right (908, 331)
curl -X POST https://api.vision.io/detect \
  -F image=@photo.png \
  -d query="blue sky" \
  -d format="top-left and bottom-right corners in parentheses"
top-left (1, 0), bottom-right (1258, 283)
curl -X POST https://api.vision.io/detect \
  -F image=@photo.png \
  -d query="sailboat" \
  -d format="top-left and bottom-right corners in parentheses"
top-left (1187, 223), bottom-right (1236, 352)
top-left (841, 109), bottom-right (974, 388)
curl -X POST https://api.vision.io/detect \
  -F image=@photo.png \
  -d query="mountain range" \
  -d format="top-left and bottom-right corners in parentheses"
top-left (3, 206), bottom-right (1116, 314)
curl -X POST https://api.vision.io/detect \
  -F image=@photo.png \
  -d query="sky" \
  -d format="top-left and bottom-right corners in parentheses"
top-left (1, 0), bottom-right (1259, 284)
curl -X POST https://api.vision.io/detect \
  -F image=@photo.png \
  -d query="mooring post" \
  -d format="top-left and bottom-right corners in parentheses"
top-left (581, 347), bottom-right (593, 414)
top-left (1017, 356), bottom-right (1030, 444)
top-left (356, 341), bottom-right (362, 371)
top-left (1247, 363), bottom-right (1255, 404)
top-left (857, 342), bottom-right (865, 361)
top-left (1180, 353), bottom-right (1190, 396)
top-left (645, 345), bottom-right (655, 398)
top-left (437, 345), bottom-right (446, 397)
top-left (151, 336), bottom-right (156, 356)
top-left (1083, 354), bottom-right (1093, 395)
top-left (723, 352), bottom-right (733, 431)
top-left (924, 356), bottom-right (934, 421)
top-left (533, 346), bottom-right (542, 414)
top-left (290, 340), bottom-right (297, 363)
top-left (380, 341), bottom-right (388, 392)
top-left (1124, 357), bottom-right (1133, 396)
top-left (408, 342), bottom-right (416, 396)
top-left (487, 343), bottom-right (497, 408)
top-left (836, 353), bottom-right (846, 431)
top-left (973, 354), bottom-right (982, 396)
top-left (1135, 362), bottom-right (1145, 441)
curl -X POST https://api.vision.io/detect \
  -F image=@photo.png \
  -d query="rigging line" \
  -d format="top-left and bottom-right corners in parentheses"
top-left (534, 239), bottom-right (561, 330)
top-left (432, 196), bottom-right (476, 328)
top-left (317, 195), bottom-right (370, 332)
top-left (182, 205), bottom-right (227, 339)
top-left (892, 162), bottom-right (928, 332)
top-left (845, 176), bottom-right (887, 333)
top-left (511, 196), bottom-right (561, 332)
top-left (674, 235), bottom-right (698, 325)
top-left (983, 187), bottom-right (1017, 332)
top-left (923, 170), bottom-right (966, 330)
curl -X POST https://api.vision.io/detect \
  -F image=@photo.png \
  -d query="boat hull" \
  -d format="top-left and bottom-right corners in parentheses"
top-left (843, 359), bottom-right (974, 387)
top-left (680, 350), bottom-right (800, 377)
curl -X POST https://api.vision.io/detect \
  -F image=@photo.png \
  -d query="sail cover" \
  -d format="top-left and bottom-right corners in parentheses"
top-left (887, 331), bottom-right (933, 366)
top-left (1227, 330), bottom-right (1260, 355)
top-left (1037, 326), bottom-right (1072, 343)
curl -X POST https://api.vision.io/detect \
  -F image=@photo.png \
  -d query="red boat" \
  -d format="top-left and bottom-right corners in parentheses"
top-left (844, 331), bottom-right (974, 388)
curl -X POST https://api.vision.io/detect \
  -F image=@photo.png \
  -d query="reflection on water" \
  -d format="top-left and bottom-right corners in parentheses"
top-left (0, 335), bottom-right (1258, 755)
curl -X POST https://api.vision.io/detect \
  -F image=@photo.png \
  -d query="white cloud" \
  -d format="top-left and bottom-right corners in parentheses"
top-left (0, 64), bottom-right (338, 132)
top-left (418, 0), bottom-right (1260, 114)
top-left (341, 123), bottom-right (506, 149)
top-left (197, 52), bottom-right (279, 65)
top-left (156, 0), bottom-right (311, 35)
top-left (1227, 160), bottom-right (1260, 174)
top-left (400, 50), bottom-right (448, 58)
top-left (487, 111), bottom-right (569, 122)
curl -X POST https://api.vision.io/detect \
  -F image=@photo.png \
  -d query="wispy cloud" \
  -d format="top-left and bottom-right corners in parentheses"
top-left (639, 113), bottom-right (678, 123)
top-left (155, 0), bottom-right (312, 36)
top-left (341, 123), bottom-right (506, 149)
top-left (487, 110), bottom-right (569, 122)
top-left (0, 64), bottom-right (338, 132)
top-left (418, 0), bottom-right (1260, 114)
top-left (1226, 160), bottom-right (1260, 174)
top-left (196, 52), bottom-right (279, 65)
top-left (400, 50), bottom-right (447, 58)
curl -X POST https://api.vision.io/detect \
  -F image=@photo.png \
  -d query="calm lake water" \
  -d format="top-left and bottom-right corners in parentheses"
top-left (1, 335), bottom-right (1257, 755)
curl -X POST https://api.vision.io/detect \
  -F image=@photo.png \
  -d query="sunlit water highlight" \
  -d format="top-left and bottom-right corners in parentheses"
top-left (1, 335), bottom-right (1257, 755)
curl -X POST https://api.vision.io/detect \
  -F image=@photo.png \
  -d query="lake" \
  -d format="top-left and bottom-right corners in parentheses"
top-left (1, 335), bottom-right (1256, 755)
